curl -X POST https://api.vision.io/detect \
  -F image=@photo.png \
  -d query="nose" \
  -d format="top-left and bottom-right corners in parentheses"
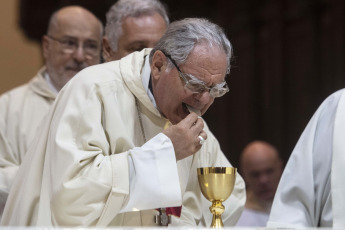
top-left (258, 174), bottom-right (270, 185)
top-left (193, 90), bottom-right (213, 105)
top-left (72, 45), bottom-right (86, 63)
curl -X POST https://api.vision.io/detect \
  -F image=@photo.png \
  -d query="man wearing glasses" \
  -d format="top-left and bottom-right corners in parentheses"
top-left (0, 6), bottom-right (103, 220)
top-left (2, 18), bottom-right (245, 227)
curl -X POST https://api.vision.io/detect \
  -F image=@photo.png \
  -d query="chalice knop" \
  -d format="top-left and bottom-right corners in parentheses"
top-left (197, 167), bottom-right (236, 228)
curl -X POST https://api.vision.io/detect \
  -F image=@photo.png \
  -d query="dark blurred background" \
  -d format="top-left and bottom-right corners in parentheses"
top-left (18, 0), bottom-right (345, 167)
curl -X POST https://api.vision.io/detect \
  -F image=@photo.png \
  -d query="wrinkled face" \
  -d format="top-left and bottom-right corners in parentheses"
top-left (242, 148), bottom-right (283, 201)
top-left (151, 45), bottom-right (228, 125)
top-left (105, 12), bottom-right (167, 61)
top-left (43, 12), bottom-right (102, 91)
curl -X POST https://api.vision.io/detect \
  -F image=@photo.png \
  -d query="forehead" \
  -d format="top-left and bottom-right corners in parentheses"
top-left (243, 150), bottom-right (279, 171)
top-left (182, 44), bottom-right (228, 80)
top-left (121, 13), bottom-right (167, 41)
top-left (51, 12), bottom-right (102, 40)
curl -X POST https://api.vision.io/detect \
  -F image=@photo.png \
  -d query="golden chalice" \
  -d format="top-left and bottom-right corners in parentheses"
top-left (197, 167), bottom-right (236, 228)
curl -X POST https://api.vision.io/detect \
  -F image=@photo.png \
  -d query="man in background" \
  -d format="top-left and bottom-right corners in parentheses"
top-left (0, 6), bottom-right (103, 219)
top-left (102, 0), bottom-right (168, 62)
top-left (236, 140), bottom-right (283, 226)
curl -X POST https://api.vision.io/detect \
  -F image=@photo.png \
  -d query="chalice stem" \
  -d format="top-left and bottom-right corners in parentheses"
top-left (210, 200), bottom-right (225, 228)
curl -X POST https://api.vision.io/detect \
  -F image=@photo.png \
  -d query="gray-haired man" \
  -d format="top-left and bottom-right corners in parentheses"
top-left (102, 0), bottom-right (169, 61)
top-left (2, 18), bottom-right (245, 227)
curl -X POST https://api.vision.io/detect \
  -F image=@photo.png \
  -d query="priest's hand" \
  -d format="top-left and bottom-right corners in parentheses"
top-left (163, 113), bottom-right (207, 161)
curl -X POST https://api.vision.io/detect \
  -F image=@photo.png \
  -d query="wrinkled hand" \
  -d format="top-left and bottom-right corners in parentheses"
top-left (163, 113), bottom-right (207, 161)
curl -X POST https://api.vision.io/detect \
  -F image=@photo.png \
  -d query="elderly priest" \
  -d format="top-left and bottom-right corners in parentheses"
top-left (1, 18), bottom-right (245, 227)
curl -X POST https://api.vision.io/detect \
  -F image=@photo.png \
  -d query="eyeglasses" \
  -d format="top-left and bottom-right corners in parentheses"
top-left (46, 35), bottom-right (99, 59)
top-left (162, 51), bottom-right (229, 98)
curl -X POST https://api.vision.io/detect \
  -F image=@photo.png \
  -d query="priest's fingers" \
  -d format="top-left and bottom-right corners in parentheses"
top-left (197, 131), bottom-right (207, 146)
top-left (178, 112), bottom-right (200, 128)
top-left (163, 114), bottom-right (206, 161)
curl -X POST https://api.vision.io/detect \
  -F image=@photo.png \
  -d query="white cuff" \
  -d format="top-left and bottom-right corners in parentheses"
top-left (121, 133), bottom-right (182, 212)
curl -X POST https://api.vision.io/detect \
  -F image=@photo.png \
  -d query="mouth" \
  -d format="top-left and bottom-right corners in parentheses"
top-left (66, 64), bottom-right (85, 72)
top-left (183, 103), bottom-right (201, 116)
top-left (182, 103), bottom-right (189, 115)
top-left (66, 67), bottom-right (82, 72)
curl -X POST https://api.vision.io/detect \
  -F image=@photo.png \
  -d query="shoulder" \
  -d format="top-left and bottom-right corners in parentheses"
top-left (71, 49), bottom-right (151, 87)
top-left (59, 62), bottom-right (123, 100)
top-left (0, 83), bottom-right (31, 105)
top-left (319, 89), bottom-right (344, 110)
top-left (72, 62), bottom-right (121, 85)
top-left (310, 89), bottom-right (344, 127)
top-left (0, 69), bottom-right (48, 103)
top-left (63, 50), bottom-right (150, 96)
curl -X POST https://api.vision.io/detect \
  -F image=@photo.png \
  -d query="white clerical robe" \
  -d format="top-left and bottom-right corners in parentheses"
top-left (236, 208), bottom-right (269, 227)
top-left (1, 49), bottom-right (245, 227)
top-left (267, 88), bottom-right (345, 228)
top-left (0, 67), bottom-right (56, 219)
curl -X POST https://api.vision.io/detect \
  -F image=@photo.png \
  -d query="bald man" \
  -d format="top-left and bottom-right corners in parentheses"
top-left (0, 6), bottom-right (103, 219)
top-left (236, 141), bottom-right (283, 227)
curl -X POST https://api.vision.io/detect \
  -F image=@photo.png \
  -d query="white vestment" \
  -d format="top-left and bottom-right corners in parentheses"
top-left (0, 67), bottom-right (56, 219)
top-left (1, 49), bottom-right (245, 227)
top-left (267, 88), bottom-right (345, 228)
top-left (236, 208), bottom-right (269, 227)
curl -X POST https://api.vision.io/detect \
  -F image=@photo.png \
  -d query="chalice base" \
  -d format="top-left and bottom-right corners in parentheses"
top-left (211, 214), bottom-right (224, 228)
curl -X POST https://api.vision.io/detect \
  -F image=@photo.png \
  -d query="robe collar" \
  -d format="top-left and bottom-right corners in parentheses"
top-left (141, 55), bottom-right (157, 109)
top-left (28, 66), bottom-right (57, 100)
top-left (120, 48), bottom-right (162, 118)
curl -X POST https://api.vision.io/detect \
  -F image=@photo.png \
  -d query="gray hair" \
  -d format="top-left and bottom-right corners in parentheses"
top-left (105, 0), bottom-right (169, 51)
top-left (150, 18), bottom-right (232, 74)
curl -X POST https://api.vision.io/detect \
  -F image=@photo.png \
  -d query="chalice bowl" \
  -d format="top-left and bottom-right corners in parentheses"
top-left (197, 167), bottom-right (236, 228)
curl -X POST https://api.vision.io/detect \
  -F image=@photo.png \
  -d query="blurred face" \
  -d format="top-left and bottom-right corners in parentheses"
top-left (241, 143), bottom-right (283, 201)
top-left (103, 12), bottom-right (167, 61)
top-left (151, 45), bottom-right (228, 125)
top-left (43, 9), bottom-right (102, 91)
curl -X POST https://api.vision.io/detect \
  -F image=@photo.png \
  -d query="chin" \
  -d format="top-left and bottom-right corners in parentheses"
top-left (260, 193), bottom-right (274, 201)
top-left (65, 71), bottom-right (80, 80)
top-left (169, 117), bottom-right (180, 125)
top-left (165, 108), bottom-right (186, 125)
top-left (170, 114), bottom-right (186, 125)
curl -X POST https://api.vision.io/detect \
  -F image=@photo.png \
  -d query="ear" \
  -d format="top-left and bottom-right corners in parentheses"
top-left (42, 35), bottom-right (50, 59)
top-left (102, 36), bottom-right (114, 62)
top-left (150, 50), bottom-right (167, 80)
